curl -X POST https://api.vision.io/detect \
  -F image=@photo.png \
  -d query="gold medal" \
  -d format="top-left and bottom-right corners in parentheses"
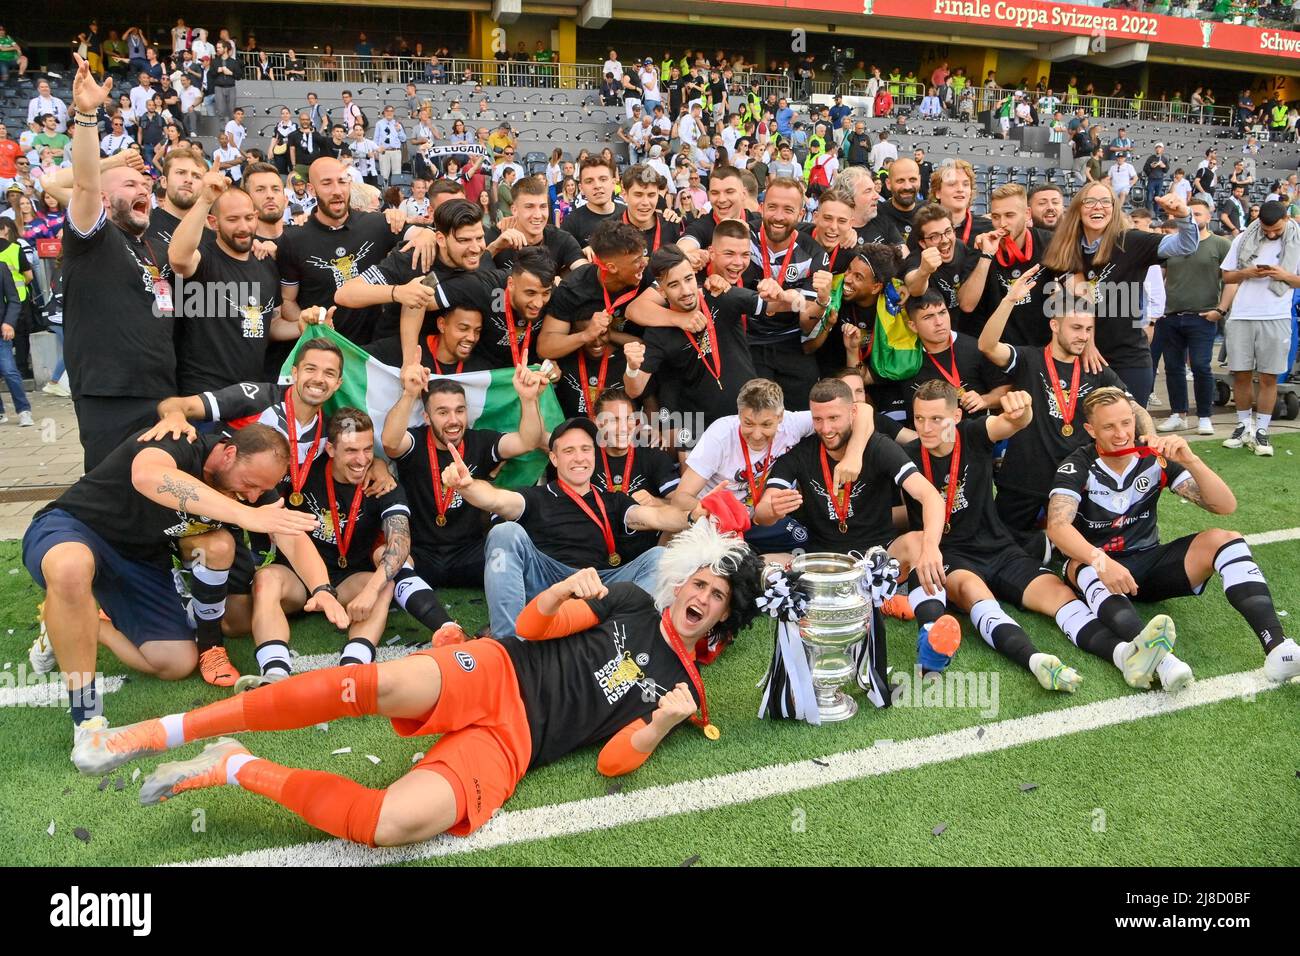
top-left (944, 521), bottom-right (951, 534)
top-left (1157, 455), bottom-right (1167, 469)
top-left (703, 723), bottom-right (721, 741)
top-left (337, 556), bottom-right (348, 569)
top-left (608, 552), bottom-right (622, 567)
top-left (289, 492), bottom-right (304, 506)
top-left (838, 520), bottom-right (848, 533)
top-left (435, 514), bottom-right (447, 527)
top-left (1061, 424), bottom-right (1074, 438)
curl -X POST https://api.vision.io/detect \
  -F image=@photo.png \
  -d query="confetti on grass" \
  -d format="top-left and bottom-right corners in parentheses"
top-left (1019, 782), bottom-right (1039, 793)
top-left (679, 854), bottom-right (700, 867)
top-left (73, 828), bottom-right (91, 843)
top-left (932, 824), bottom-right (947, 836)
top-left (131, 769), bottom-right (140, 782)
top-left (606, 781), bottom-right (623, 795)
top-left (315, 722), bottom-right (329, 732)
top-left (47, 820), bottom-right (55, 837)
top-left (411, 752), bottom-right (424, 764)
top-left (385, 635), bottom-right (404, 646)
top-left (330, 747), bottom-right (352, 756)
top-left (114, 777), bottom-right (126, 792)
top-left (365, 754), bottom-right (381, 765)
top-left (977, 727), bottom-right (985, 739)
top-left (811, 758), bottom-right (829, 767)
top-left (97, 777), bottom-right (109, 792)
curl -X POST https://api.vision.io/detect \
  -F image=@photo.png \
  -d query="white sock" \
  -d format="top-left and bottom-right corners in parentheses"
top-left (225, 753), bottom-right (259, 787)
top-left (340, 638), bottom-right (376, 665)
top-left (1237, 410), bottom-right (1253, 426)
top-left (255, 641), bottom-right (292, 676)
top-left (1256, 413), bottom-right (1272, 431)
top-left (161, 713), bottom-right (186, 749)
top-left (1111, 640), bottom-right (1132, 670)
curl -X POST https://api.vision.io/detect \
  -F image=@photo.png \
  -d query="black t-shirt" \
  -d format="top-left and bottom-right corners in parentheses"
top-left (767, 432), bottom-right (919, 553)
top-left (903, 333), bottom-right (1006, 426)
top-left (280, 453), bottom-right (409, 569)
top-left (664, 79), bottom-right (685, 116)
top-left (956, 211), bottom-right (995, 249)
top-left (855, 215), bottom-right (903, 248)
top-left (502, 583), bottom-right (698, 768)
top-left (876, 202), bottom-right (918, 246)
top-left (795, 222), bottom-right (857, 275)
top-left (739, 227), bottom-right (818, 345)
top-left (436, 267), bottom-right (539, 369)
top-left (287, 128), bottom-right (321, 166)
top-left (174, 238), bottom-right (281, 394)
top-left (62, 211), bottom-right (177, 401)
top-left (39, 432), bottom-right (273, 568)
top-left (903, 418), bottom-right (1016, 554)
top-left (682, 209), bottom-right (761, 251)
top-left (393, 425), bottom-right (503, 555)
top-left (491, 224), bottom-right (586, 275)
top-left (847, 132), bottom-right (872, 166)
top-left (1046, 229), bottom-right (1162, 369)
top-left (556, 348), bottom-right (628, 418)
top-left (594, 445), bottom-right (680, 561)
top-left (975, 228), bottom-right (1054, 346)
top-left (145, 207), bottom-right (183, 268)
top-left (417, 334), bottom-right (494, 376)
top-left (514, 481), bottom-right (637, 570)
top-left (641, 287), bottom-right (761, 427)
top-left (707, 80), bottom-right (726, 105)
top-left (1051, 445), bottom-right (1190, 554)
top-left (545, 265), bottom-right (646, 341)
top-left (626, 213), bottom-right (682, 256)
top-left (995, 345), bottom-right (1126, 497)
top-left (561, 201), bottom-right (627, 248)
top-left (321, 140), bottom-right (351, 161)
top-left (904, 245), bottom-right (977, 313)
top-left (276, 210), bottom-right (400, 346)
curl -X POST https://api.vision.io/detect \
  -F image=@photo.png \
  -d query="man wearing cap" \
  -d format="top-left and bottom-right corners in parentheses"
top-left (829, 94), bottom-right (852, 130)
top-left (639, 58), bottom-right (662, 115)
top-left (1143, 143), bottom-right (1169, 211)
top-left (446, 415), bottom-right (704, 640)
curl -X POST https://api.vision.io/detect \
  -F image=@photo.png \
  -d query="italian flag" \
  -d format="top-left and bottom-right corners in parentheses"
top-left (280, 325), bottom-right (563, 488)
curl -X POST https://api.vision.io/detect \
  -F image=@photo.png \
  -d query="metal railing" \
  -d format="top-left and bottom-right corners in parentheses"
top-left (237, 51), bottom-right (602, 89)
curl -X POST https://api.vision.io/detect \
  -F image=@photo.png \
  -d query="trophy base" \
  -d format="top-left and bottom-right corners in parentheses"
top-left (816, 689), bottom-right (859, 723)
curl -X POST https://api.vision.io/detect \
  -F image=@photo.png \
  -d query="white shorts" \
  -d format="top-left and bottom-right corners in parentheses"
top-left (1226, 317), bottom-right (1293, 375)
top-left (999, 117), bottom-right (1010, 132)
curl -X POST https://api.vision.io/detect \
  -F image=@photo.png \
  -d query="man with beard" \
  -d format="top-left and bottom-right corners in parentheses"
top-left (62, 56), bottom-right (183, 470)
top-left (930, 160), bottom-right (993, 248)
top-left (381, 371), bottom-right (546, 641)
top-left (675, 166), bottom-right (757, 267)
top-left (1028, 183), bottom-right (1064, 232)
top-left (898, 291), bottom-right (1008, 427)
top-left (243, 162), bottom-right (287, 246)
top-left (168, 172), bottom-right (293, 394)
top-left (978, 267), bottom-right (1154, 557)
top-left (145, 146), bottom-right (207, 250)
top-left (409, 305), bottom-right (493, 375)
top-left (25, 421), bottom-right (327, 753)
top-left (828, 166), bottom-right (902, 248)
top-left (875, 157), bottom-right (921, 245)
top-left (957, 184), bottom-right (1055, 342)
top-left (619, 164), bottom-right (681, 256)
top-left (486, 174), bottom-right (585, 274)
top-left (905, 204), bottom-right (978, 317)
top-left (562, 156), bottom-right (626, 248)
top-left (287, 112), bottom-right (321, 178)
top-left (277, 157), bottom-right (435, 349)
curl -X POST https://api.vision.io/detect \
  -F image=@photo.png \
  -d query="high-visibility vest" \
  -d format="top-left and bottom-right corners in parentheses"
top-left (0, 242), bottom-right (26, 302)
top-left (661, 58), bottom-right (673, 82)
top-left (1273, 104), bottom-right (1288, 128)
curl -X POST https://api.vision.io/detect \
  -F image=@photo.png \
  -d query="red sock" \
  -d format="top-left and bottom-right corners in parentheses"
top-left (183, 665), bottom-right (380, 742)
top-left (236, 760), bottom-right (385, 846)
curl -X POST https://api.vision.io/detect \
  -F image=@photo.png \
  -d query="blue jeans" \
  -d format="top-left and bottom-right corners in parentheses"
top-left (0, 338), bottom-right (31, 415)
top-left (51, 323), bottom-right (64, 381)
top-left (1161, 311), bottom-right (1217, 418)
top-left (1113, 364), bottom-right (1155, 409)
top-left (484, 521), bottom-right (664, 640)
top-left (1145, 177), bottom-right (1164, 210)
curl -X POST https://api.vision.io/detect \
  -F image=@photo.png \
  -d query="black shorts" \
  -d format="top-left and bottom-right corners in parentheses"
top-left (944, 547), bottom-right (1051, 603)
top-left (1107, 535), bottom-right (1204, 602)
top-left (226, 541), bottom-right (266, 596)
top-left (411, 539), bottom-right (485, 588)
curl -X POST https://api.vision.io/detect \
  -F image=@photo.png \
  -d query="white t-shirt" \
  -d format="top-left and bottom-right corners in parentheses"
top-left (1222, 233), bottom-right (1292, 320)
top-left (1171, 178), bottom-right (1192, 203)
top-left (224, 121), bottom-right (246, 149)
top-left (677, 114), bottom-right (701, 148)
top-left (179, 85), bottom-right (202, 113)
top-left (684, 411), bottom-right (815, 509)
top-left (1143, 263), bottom-right (1165, 324)
top-left (868, 141), bottom-right (898, 172)
top-left (130, 86), bottom-right (154, 118)
top-left (213, 144), bottom-right (243, 182)
top-left (1109, 162), bottom-right (1135, 192)
top-left (603, 59), bottom-right (624, 81)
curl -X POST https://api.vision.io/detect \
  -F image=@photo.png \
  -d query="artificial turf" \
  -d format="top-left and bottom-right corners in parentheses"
top-left (0, 435), bottom-right (1296, 866)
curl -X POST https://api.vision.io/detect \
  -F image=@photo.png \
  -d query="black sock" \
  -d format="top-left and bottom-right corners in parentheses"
top-left (1076, 564), bottom-right (1144, 642)
top-left (970, 599), bottom-right (1036, 668)
top-left (340, 638), bottom-right (377, 666)
top-left (1055, 599), bottom-right (1124, 660)
top-left (393, 568), bottom-right (452, 631)
top-left (906, 571), bottom-right (947, 628)
top-left (68, 682), bottom-right (100, 726)
top-left (190, 560), bottom-right (231, 653)
top-left (1215, 539), bottom-right (1286, 654)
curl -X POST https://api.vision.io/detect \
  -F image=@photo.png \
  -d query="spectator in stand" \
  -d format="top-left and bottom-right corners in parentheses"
top-left (1218, 182), bottom-right (1248, 238)
top-left (284, 50), bottom-right (306, 82)
top-left (1142, 143), bottom-right (1169, 211)
top-left (33, 114), bottom-right (71, 165)
top-left (1170, 167), bottom-right (1192, 205)
top-left (26, 190), bottom-right (65, 240)
top-left (320, 44), bottom-right (339, 83)
top-left (0, 25), bottom-right (28, 81)
top-left (211, 131), bottom-right (244, 183)
top-left (288, 113), bottom-right (321, 179)
top-left (1109, 154), bottom-right (1135, 209)
top-left (873, 84), bottom-right (893, 120)
top-left (1194, 159), bottom-right (1217, 205)
top-left (919, 87), bottom-right (942, 119)
top-left (553, 176), bottom-right (579, 226)
top-left (1109, 127), bottom-right (1133, 160)
top-left (177, 74), bottom-right (202, 135)
top-left (1229, 160), bottom-right (1254, 188)
top-left (211, 40), bottom-right (240, 120)
top-left (868, 129), bottom-right (897, 173)
top-left (373, 105), bottom-right (407, 187)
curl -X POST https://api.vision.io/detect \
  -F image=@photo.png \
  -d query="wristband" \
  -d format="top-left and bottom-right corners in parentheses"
top-left (625, 367), bottom-right (642, 379)
top-left (979, 251), bottom-right (994, 261)
top-left (310, 583), bottom-right (338, 599)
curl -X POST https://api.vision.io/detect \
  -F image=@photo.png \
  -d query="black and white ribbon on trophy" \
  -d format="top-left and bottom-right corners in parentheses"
top-left (851, 546), bottom-right (900, 710)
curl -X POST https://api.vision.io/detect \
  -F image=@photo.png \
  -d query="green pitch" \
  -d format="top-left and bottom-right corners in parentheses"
top-left (1, 437), bottom-right (1297, 866)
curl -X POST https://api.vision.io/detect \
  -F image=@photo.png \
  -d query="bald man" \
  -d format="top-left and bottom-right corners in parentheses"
top-left (876, 157), bottom-right (922, 246)
top-left (64, 54), bottom-right (184, 470)
top-left (168, 171), bottom-right (295, 394)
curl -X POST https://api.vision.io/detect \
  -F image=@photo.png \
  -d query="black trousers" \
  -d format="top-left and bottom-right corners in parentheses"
top-left (74, 395), bottom-right (162, 472)
top-left (750, 341), bottom-right (819, 411)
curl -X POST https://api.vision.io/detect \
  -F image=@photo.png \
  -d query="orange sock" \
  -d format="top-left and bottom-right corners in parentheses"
top-left (183, 665), bottom-right (380, 742)
top-left (235, 759), bottom-right (385, 846)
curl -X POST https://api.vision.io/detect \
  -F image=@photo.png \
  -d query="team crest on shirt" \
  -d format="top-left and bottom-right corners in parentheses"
top-left (162, 515), bottom-right (223, 539)
top-left (593, 622), bottom-right (647, 705)
top-left (305, 241), bottom-right (376, 288)
top-left (937, 475), bottom-right (970, 517)
top-left (809, 478), bottom-right (856, 523)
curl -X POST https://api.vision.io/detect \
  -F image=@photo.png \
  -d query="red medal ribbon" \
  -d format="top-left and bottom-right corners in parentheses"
top-left (425, 335), bottom-right (463, 375)
top-left (285, 389), bottom-right (323, 497)
top-left (682, 298), bottom-right (723, 388)
top-left (325, 467), bottom-right (366, 561)
top-left (426, 431), bottom-right (465, 524)
top-left (592, 256), bottom-right (640, 319)
top-left (760, 227), bottom-right (797, 289)
top-left (1045, 346), bottom-right (1082, 427)
top-left (818, 444), bottom-right (853, 531)
top-left (623, 210), bottom-right (661, 252)
top-left (503, 293), bottom-right (531, 367)
top-left (600, 445), bottom-right (635, 492)
top-left (556, 479), bottom-right (618, 563)
top-left (577, 349), bottom-right (610, 413)
top-left (995, 228), bottom-right (1032, 268)
top-left (738, 427), bottom-right (773, 507)
top-left (659, 608), bottom-right (712, 731)
top-left (920, 430), bottom-right (962, 532)
top-left (925, 344), bottom-right (963, 393)
top-left (958, 210), bottom-right (974, 245)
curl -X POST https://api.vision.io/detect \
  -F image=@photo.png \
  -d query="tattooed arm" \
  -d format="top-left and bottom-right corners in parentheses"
top-left (1132, 401), bottom-right (1157, 445)
top-left (1151, 436), bottom-right (1237, 515)
top-left (1043, 492), bottom-right (1096, 566)
top-left (376, 513), bottom-right (411, 582)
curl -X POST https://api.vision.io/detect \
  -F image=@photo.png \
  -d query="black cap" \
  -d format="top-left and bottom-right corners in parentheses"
top-left (548, 416), bottom-right (599, 450)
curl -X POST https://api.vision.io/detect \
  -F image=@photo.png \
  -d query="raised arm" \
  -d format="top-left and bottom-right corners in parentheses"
top-left (68, 55), bottom-right (116, 234)
top-left (380, 374), bottom-right (423, 459)
top-left (498, 361), bottom-right (546, 458)
top-left (440, 443), bottom-right (526, 520)
top-left (170, 170), bottom-right (229, 278)
top-left (1149, 435), bottom-right (1237, 515)
top-left (978, 264), bottom-right (1040, 368)
top-left (985, 389), bottom-right (1033, 442)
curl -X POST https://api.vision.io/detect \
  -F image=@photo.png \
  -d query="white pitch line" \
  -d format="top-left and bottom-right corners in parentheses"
top-left (174, 667), bottom-right (1292, 868)
top-left (1243, 527), bottom-right (1300, 547)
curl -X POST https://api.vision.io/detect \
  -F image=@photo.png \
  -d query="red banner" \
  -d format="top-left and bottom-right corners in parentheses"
top-left (1214, 22), bottom-right (1300, 60)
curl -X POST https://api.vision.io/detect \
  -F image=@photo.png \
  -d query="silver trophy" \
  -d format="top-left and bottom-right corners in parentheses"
top-left (791, 552), bottom-right (871, 722)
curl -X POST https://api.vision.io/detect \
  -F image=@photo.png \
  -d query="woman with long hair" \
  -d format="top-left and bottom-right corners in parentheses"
top-left (1040, 181), bottom-right (1197, 406)
top-left (545, 147), bottom-right (564, 188)
top-left (321, 44), bottom-right (339, 83)
top-left (271, 106), bottom-right (294, 174)
top-left (26, 191), bottom-right (65, 241)
top-left (256, 49), bottom-right (274, 81)
top-left (449, 119), bottom-right (470, 145)
top-left (553, 176), bottom-right (578, 226)
top-left (116, 93), bottom-right (137, 138)
top-left (477, 187), bottom-right (496, 228)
